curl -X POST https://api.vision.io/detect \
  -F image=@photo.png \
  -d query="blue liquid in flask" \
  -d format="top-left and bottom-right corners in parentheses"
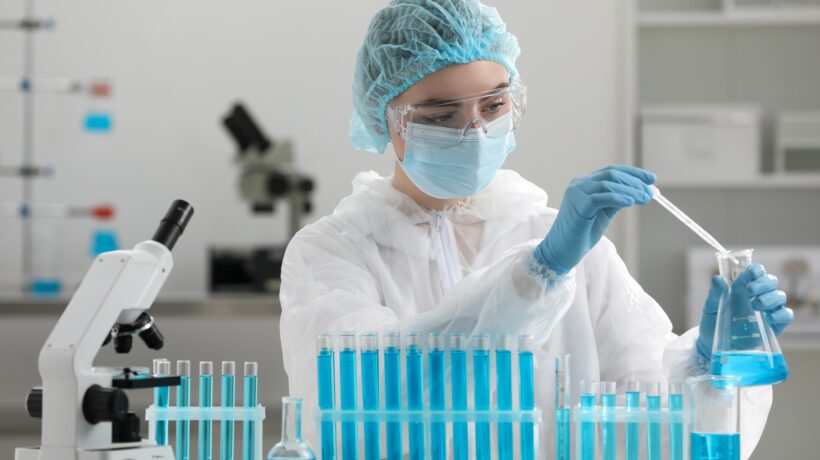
top-left (711, 352), bottom-right (788, 387)
top-left (690, 433), bottom-right (740, 460)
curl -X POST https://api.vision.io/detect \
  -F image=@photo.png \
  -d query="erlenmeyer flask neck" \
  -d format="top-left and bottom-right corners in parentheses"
top-left (280, 397), bottom-right (303, 443)
top-left (717, 249), bottom-right (753, 283)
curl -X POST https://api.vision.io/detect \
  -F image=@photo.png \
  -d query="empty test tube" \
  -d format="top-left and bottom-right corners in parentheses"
top-left (473, 334), bottom-right (491, 460)
top-left (669, 382), bottom-right (684, 460)
top-left (360, 333), bottom-right (381, 460)
top-left (199, 361), bottom-right (214, 460)
top-left (316, 334), bottom-right (336, 460)
top-left (428, 333), bottom-right (447, 460)
top-left (383, 331), bottom-right (402, 460)
top-left (555, 355), bottom-right (571, 460)
top-left (625, 380), bottom-right (641, 460)
top-left (339, 332), bottom-right (359, 460)
top-left (518, 335), bottom-right (535, 460)
top-left (242, 362), bottom-right (258, 460)
top-left (406, 332), bottom-right (425, 460)
top-left (450, 334), bottom-right (468, 460)
top-left (579, 380), bottom-right (597, 460)
top-left (176, 360), bottom-right (191, 460)
top-left (221, 361), bottom-right (236, 460)
top-left (600, 381), bottom-right (617, 460)
top-left (646, 382), bottom-right (661, 460)
top-left (153, 359), bottom-right (170, 446)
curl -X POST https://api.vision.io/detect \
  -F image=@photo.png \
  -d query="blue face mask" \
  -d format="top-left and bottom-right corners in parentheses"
top-left (397, 112), bottom-right (517, 199)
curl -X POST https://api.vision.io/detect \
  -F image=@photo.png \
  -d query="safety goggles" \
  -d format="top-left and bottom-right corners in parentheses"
top-left (387, 79), bottom-right (526, 143)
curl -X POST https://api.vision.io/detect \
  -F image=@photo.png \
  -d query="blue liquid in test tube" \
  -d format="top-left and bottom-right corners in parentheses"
top-left (600, 381), bottom-right (616, 460)
top-left (153, 359), bottom-right (170, 446)
top-left (428, 333), bottom-right (446, 460)
top-left (384, 331), bottom-right (402, 460)
top-left (646, 382), bottom-right (661, 460)
top-left (242, 362), bottom-right (258, 460)
top-left (339, 333), bottom-right (359, 460)
top-left (450, 334), bottom-right (468, 460)
top-left (580, 380), bottom-right (597, 460)
top-left (496, 335), bottom-right (514, 460)
top-left (473, 334), bottom-right (491, 460)
top-left (176, 361), bottom-right (191, 460)
top-left (518, 335), bottom-right (535, 460)
top-left (199, 361), bottom-right (214, 460)
top-left (406, 332), bottom-right (425, 460)
top-left (555, 355), bottom-right (571, 460)
top-left (221, 361), bottom-right (236, 460)
top-left (360, 333), bottom-right (381, 460)
top-left (669, 382), bottom-right (683, 460)
top-left (625, 380), bottom-right (640, 460)
top-left (317, 334), bottom-right (337, 460)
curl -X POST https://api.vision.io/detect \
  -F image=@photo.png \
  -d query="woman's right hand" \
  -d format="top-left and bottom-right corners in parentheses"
top-left (534, 165), bottom-right (656, 275)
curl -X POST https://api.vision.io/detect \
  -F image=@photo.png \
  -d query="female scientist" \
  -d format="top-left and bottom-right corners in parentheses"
top-left (279, 0), bottom-right (793, 456)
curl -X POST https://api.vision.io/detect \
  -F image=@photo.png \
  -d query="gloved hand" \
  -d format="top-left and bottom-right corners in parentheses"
top-left (696, 264), bottom-right (794, 362)
top-left (534, 165), bottom-right (656, 275)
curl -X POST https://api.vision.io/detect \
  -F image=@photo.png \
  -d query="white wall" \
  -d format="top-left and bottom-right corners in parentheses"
top-left (0, 0), bottom-right (628, 297)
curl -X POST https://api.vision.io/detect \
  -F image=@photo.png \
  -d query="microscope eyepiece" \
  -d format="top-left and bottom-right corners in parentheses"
top-left (151, 199), bottom-right (194, 251)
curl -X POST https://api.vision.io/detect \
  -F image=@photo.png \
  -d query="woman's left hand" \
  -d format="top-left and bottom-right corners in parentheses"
top-left (696, 264), bottom-right (794, 362)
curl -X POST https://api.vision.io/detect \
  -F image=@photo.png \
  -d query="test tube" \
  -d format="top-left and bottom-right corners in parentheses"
top-left (496, 335), bottom-right (514, 460)
top-left (339, 332), bottom-right (359, 460)
top-left (472, 334), bottom-right (491, 460)
top-left (360, 333), bottom-right (381, 460)
top-left (625, 380), bottom-right (641, 460)
top-left (199, 361), bottom-right (214, 460)
top-left (153, 359), bottom-right (170, 445)
top-left (646, 382), bottom-right (661, 460)
top-left (600, 381), bottom-right (616, 460)
top-left (555, 355), bottom-right (571, 460)
top-left (221, 361), bottom-right (236, 460)
top-left (242, 362), bottom-right (258, 460)
top-left (688, 375), bottom-right (741, 460)
top-left (176, 360), bottom-right (191, 460)
top-left (383, 331), bottom-right (402, 460)
top-left (450, 334), bottom-right (468, 460)
top-left (316, 334), bottom-right (337, 460)
top-left (428, 333), bottom-right (447, 460)
top-left (518, 335), bottom-right (535, 460)
top-left (669, 382), bottom-right (684, 460)
top-left (579, 380), bottom-right (597, 460)
top-left (406, 332), bottom-right (425, 460)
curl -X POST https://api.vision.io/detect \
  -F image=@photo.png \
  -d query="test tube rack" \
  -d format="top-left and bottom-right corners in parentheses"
top-left (144, 359), bottom-right (266, 460)
top-left (316, 331), bottom-right (541, 460)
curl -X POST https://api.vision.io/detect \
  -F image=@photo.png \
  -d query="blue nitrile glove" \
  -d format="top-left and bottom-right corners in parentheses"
top-left (534, 165), bottom-right (657, 275)
top-left (696, 264), bottom-right (794, 362)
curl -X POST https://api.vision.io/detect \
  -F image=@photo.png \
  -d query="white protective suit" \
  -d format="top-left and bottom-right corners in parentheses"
top-left (279, 169), bottom-right (772, 459)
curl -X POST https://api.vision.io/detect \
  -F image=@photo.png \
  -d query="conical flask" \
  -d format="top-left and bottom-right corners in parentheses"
top-left (710, 249), bottom-right (789, 386)
top-left (267, 397), bottom-right (316, 459)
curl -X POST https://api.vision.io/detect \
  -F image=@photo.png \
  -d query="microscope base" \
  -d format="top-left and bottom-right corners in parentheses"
top-left (15, 444), bottom-right (175, 460)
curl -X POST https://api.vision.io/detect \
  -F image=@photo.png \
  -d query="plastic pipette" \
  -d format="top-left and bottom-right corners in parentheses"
top-left (649, 185), bottom-right (736, 261)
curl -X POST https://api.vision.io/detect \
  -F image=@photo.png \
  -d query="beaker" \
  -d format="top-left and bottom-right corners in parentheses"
top-left (710, 249), bottom-right (789, 386)
top-left (267, 397), bottom-right (315, 459)
top-left (687, 375), bottom-right (741, 460)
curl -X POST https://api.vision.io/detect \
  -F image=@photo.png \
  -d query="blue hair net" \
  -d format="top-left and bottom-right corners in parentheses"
top-left (350, 0), bottom-right (521, 153)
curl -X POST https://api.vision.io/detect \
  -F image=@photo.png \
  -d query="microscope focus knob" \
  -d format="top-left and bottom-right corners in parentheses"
top-left (83, 385), bottom-right (128, 424)
top-left (26, 387), bottom-right (42, 418)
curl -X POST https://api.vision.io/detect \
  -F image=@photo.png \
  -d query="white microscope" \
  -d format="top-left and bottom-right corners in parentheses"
top-left (15, 200), bottom-right (194, 460)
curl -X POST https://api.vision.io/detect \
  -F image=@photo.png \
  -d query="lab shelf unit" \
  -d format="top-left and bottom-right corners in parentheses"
top-left (622, 0), bottom-right (820, 337)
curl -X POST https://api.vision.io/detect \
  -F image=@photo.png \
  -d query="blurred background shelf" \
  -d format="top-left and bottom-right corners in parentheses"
top-left (640, 10), bottom-right (820, 27)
